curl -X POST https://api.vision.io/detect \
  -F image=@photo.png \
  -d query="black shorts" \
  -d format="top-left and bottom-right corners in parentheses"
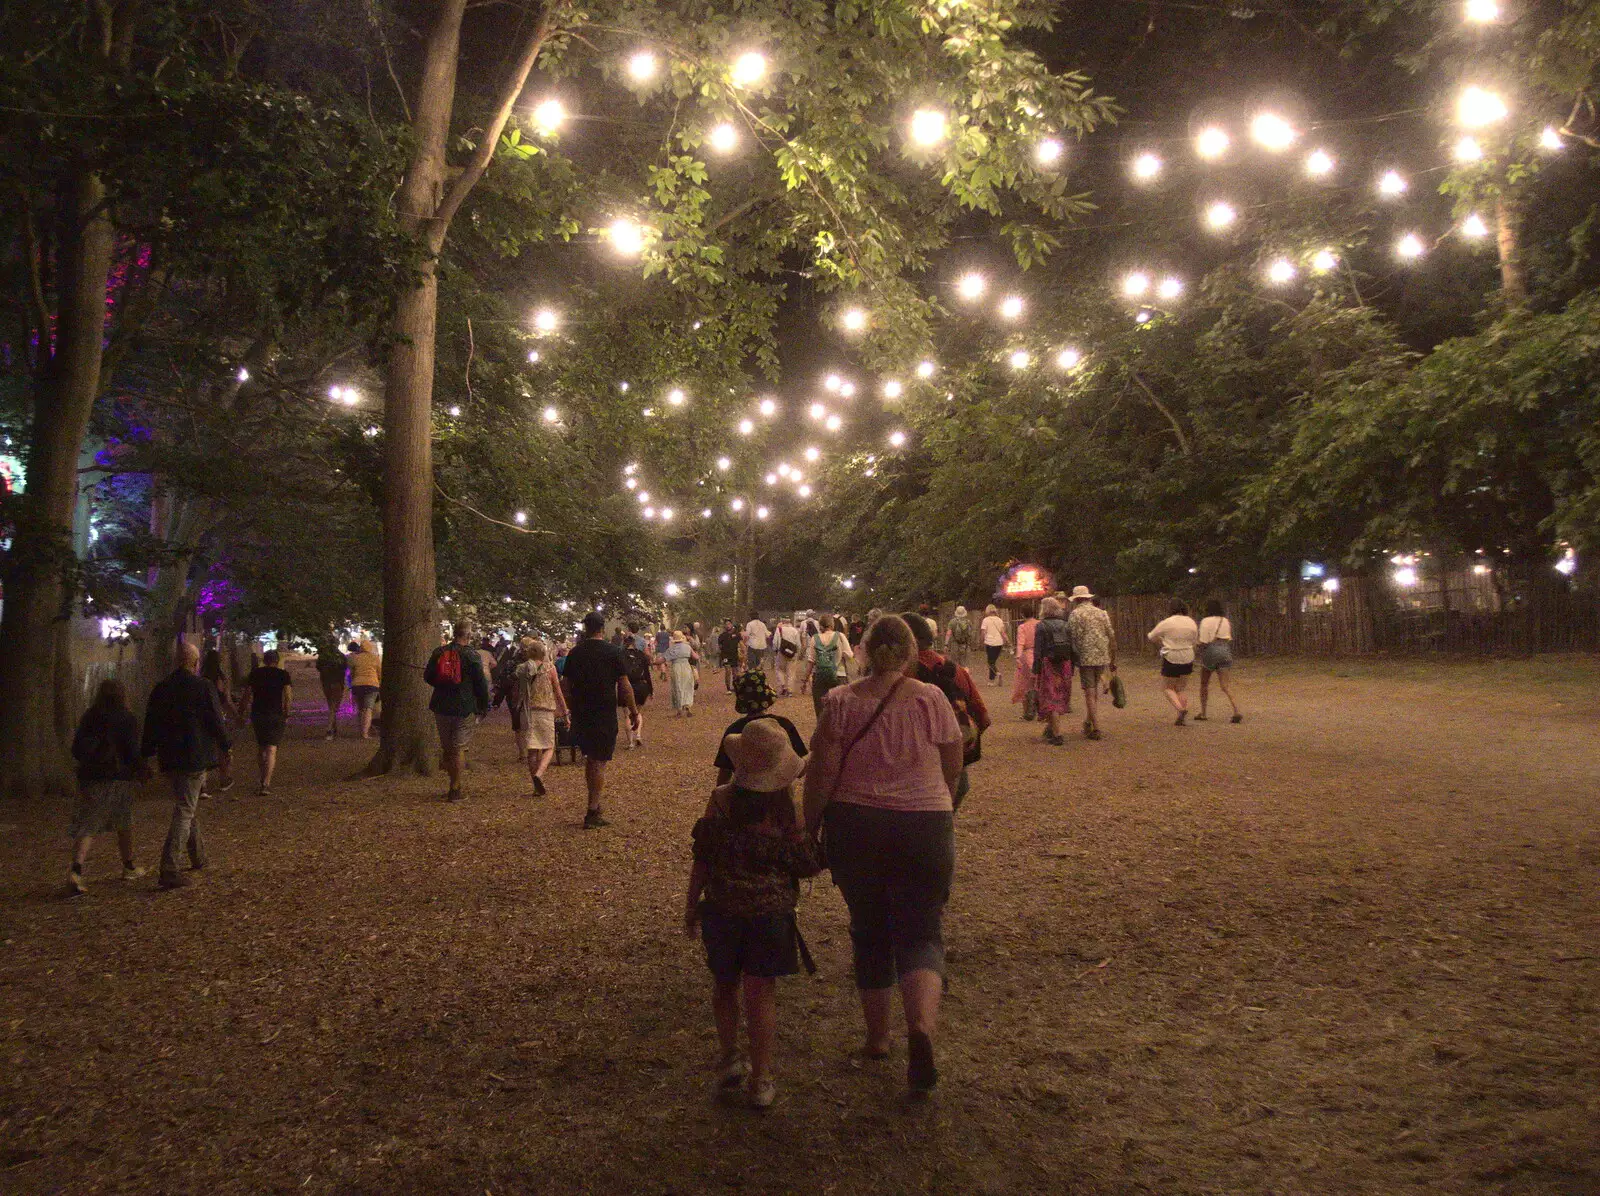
top-left (252, 716), bottom-right (287, 747)
top-left (572, 721), bottom-right (618, 762)
top-left (1161, 660), bottom-right (1194, 678)
top-left (701, 909), bottom-right (799, 982)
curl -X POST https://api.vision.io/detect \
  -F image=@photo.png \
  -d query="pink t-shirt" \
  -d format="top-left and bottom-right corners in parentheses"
top-left (813, 680), bottom-right (961, 813)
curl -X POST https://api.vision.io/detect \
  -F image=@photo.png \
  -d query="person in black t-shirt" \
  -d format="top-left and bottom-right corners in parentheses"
top-left (716, 620), bottom-right (742, 693)
top-left (561, 612), bottom-right (640, 829)
top-left (715, 669), bottom-right (808, 785)
top-left (237, 649), bottom-right (293, 795)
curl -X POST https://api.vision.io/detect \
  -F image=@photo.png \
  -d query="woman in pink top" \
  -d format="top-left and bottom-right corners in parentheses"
top-left (1010, 604), bottom-right (1039, 719)
top-left (804, 615), bottom-right (962, 1096)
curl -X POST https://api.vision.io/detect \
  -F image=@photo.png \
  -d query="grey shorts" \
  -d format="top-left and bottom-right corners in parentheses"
top-left (434, 713), bottom-right (478, 753)
top-left (352, 685), bottom-right (379, 711)
top-left (1201, 642), bottom-right (1233, 670)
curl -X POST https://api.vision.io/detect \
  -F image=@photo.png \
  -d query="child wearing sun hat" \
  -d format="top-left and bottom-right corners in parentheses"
top-left (684, 718), bottom-right (821, 1110)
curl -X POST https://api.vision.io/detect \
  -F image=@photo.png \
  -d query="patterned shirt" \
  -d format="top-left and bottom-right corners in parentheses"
top-left (692, 795), bottom-right (822, 917)
top-left (1067, 602), bottom-right (1115, 667)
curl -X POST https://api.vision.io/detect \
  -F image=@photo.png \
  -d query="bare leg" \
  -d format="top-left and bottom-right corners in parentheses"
top-left (712, 978), bottom-right (740, 1060)
top-left (1045, 710), bottom-right (1061, 741)
top-left (1162, 678), bottom-right (1185, 712)
top-left (1082, 679), bottom-right (1101, 734)
top-left (1198, 669), bottom-right (1212, 717)
top-left (743, 976), bottom-right (778, 1083)
top-left (860, 986), bottom-right (893, 1055)
top-left (532, 747), bottom-right (554, 779)
top-left (258, 745), bottom-right (278, 789)
top-left (585, 757), bottom-right (606, 814)
top-left (1216, 669), bottom-right (1241, 717)
top-left (899, 968), bottom-right (942, 1037)
top-left (72, 834), bottom-right (94, 870)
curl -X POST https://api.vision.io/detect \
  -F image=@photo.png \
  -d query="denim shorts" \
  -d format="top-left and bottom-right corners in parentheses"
top-left (824, 802), bottom-right (955, 989)
top-left (701, 909), bottom-right (799, 982)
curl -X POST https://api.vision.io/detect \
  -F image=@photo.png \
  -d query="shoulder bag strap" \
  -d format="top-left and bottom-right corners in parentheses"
top-left (826, 676), bottom-right (906, 805)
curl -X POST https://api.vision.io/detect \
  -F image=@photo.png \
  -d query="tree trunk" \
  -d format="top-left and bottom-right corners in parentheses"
top-left (1496, 196), bottom-right (1528, 304)
top-left (0, 169), bottom-right (116, 799)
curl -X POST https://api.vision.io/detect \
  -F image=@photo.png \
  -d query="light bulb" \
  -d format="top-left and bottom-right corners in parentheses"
top-left (716, 456), bottom-right (731, 471)
top-left (625, 477), bottom-right (637, 490)
top-left (708, 122), bottom-right (739, 154)
top-left (909, 108), bottom-right (948, 147)
top-left (1122, 271), bottom-right (1151, 298)
top-left (731, 498), bottom-right (745, 512)
top-left (797, 484), bottom-right (812, 498)
top-left (759, 397), bottom-right (778, 417)
top-left (881, 379), bottom-right (902, 399)
top-left (513, 511), bottom-right (528, 525)
top-left (542, 406), bottom-right (560, 423)
top-left (738, 419), bottom-right (754, 435)
top-left (1195, 126), bottom-right (1230, 159)
top-left (956, 272), bottom-right (987, 301)
top-left (999, 295), bottom-right (1025, 320)
top-left (1465, 0), bottom-right (1499, 22)
top-left (1454, 136), bottom-right (1484, 162)
top-left (1461, 213), bottom-right (1489, 238)
top-left (608, 218), bottom-right (645, 255)
top-left (1305, 148), bottom-right (1335, 177)
top-left (1457, 86), bottom-right (1508, 128)
top-left (804, 446), bottom-right (820, 462)
top-left (532, 98), bottom-right (566, 134)
top-left (1266, 258), bottom-right (1297, 285)
top-left (1540, 126), bottom-right (1563, 150)
top-left (825, 414), bottom-right (843, 432)
top-left (1035, 138), bottom-right (1064, 166)
top-left (1131, 152), bottom-right (1162, 180)
top-left (755, 506), bottom-right (769, 520)
top-left (1204, 201), bottom-right (1236, 230)
top-left (841, 307), bottom-right (868, 332)
top-left (839, 381), bottom-right (856, 398)
top-left (1250, 112), bottom-right (1296, 151)
top-left (1008, 349), bottom-right (1031, 371)
top-left (527, 349), bottom-right (540, 363)
top-left (667, 387), bottom-right (687, 406)
top-left (627, 50), bottom-right (659, 82)
top-left (236, 367), bottom-right (250, 382)
top-left (731, 51), bottom-right (767, 87)
top-left (1055, 347), bottom-right (1082, 370)
top-left (776, 462), bottom-right (791, 478)
top-left (1396, 232), bottom-right (1426, 260)
top-left (1378, 170), bottom-right (1407, 197)
top-left (448, 405), bottom-right (461, 416)
top-left (659, 508), bottom-right (673, 522)
top-left (1311, 249), bottom-right (1339, 273)
top-left (533, 308), bottom-right (559, 333)
top-left (916, 360), bottom-right (936, 379)
top-left (1157, 276), bottom-right (1184, 301)
top-left (823, 373), bottom-right (842, 392)
top-left (637, 491), bottom-right (650, 504)
top-left (888, 430), bottom-right (907, 448)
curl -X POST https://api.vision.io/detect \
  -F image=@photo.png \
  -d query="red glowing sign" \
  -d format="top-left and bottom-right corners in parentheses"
top-left (998, 563), bottom-right (1052, 600)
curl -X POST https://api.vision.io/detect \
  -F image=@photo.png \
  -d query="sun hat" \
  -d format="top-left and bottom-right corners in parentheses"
top-left (732, 669), bottom-right (777, 714)
top-left (722, 718), bottom-right (806, 792)
top-left (670, 629), bottom-right (687, 643)
top-left (1070, 585), bottom-right (1095, 601)
top-left (954, 605), bottom-right (967, 617)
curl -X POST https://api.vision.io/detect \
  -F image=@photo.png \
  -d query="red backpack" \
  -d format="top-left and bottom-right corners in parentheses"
top-left (435, 644), bottom-right (463, 685)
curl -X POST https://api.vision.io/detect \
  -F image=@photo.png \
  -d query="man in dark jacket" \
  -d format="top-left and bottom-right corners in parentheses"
top-left (424, 620), bottom-right (491, 802)
top-left (142, 641), bottom-right (232, 889)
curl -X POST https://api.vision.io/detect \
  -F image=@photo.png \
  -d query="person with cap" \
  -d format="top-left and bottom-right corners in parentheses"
top-left (715, 670), bottom-right (808, 785)
top-left (561, 611), bottom-right (641, 828)
top-left (1066, 585), bottom-right (1118, 740)
top-left (141, 641), bottom-right (232, 889)
top-left (666, 629), bottom-right (699, 717)
top-left (683, 718), bottom-right (821, 1110)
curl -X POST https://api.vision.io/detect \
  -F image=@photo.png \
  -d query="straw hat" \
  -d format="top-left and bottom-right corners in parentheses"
top-left (722, 718), bottom-right (805, 792)
top-left (670, 629), bottom-right (687, 643)
top-left (954, 605), bottom-right (968, 617)
top-left (1070, 585), bottom-right (1095, 601)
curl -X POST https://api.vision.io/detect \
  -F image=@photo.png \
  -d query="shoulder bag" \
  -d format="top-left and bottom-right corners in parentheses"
top-left (809, 676), bottom-right (905, 866)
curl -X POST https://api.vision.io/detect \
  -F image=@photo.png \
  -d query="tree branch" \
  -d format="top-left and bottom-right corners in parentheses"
top-left (1129, 370), bottom-right (1191, 456)
top-left (435, 482), bottom-right (556, 534)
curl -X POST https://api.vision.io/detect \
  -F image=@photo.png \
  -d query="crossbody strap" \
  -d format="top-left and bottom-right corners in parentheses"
top-left (827, 676), bottom-right (906, 804)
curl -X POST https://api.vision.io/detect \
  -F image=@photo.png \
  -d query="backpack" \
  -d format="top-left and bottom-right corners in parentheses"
top-left (435, 644), bottom-right (463, 685)
top-left (75, 713), bottom-right (124, 778)
top-left (624, 646), bottom-right (653, 687)
top-left (813, 632), bottom-right (842, 680)
top-left (1038, 618), bottom-right (1076, 665)
top-left (916, 659), bottom-right (982, 765)
top-left (949, 616), bottom-right (972, 647)
top-left (779, 630), bottom-right (799, 659)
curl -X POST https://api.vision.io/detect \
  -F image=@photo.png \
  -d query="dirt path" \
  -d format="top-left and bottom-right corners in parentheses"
top-left (2, 656), bottom-right (1597, 1194)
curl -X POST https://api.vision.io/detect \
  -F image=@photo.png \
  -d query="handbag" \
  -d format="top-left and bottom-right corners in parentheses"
top-left (809, 676), bottom-right (906, 867)
top-left (1110, 672), bottom-right (1127, 709)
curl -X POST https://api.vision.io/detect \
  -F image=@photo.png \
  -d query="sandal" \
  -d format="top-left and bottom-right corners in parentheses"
top-left (1231, 713), bottom-right (1244, 724)
top-left (1193, 713), bottom-right (1208, 721)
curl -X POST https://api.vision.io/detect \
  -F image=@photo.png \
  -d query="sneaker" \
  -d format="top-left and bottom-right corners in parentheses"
top-left (582, 810), bottom-right (609, 830)
top-left (324, 731), bottom-right (335, 741)
top-left (1231, 713), bottom-right (1244, 724)
top-left (747, 1075), bottom-right (777, 1110)
top-left (121, 865), bottom-right (146, 882)
top-left (1046, 734), bottom-right (1066, 746)
top-left (446, 788), bottom-right (463, 802)
top-left (907, 1030), bottom-right (938, 1094)
top-left (67, 871), bottom-right (87, 896)
top-left (256, 785), bottom-right (270, 797)
top-left (716, 1053), bottom-right (749, 1095)
top-left (158, 872), bottom-right (191, 889)
top-left (217, 777), bottom-right (235, 793)
top-left (1175, 710), bottom-right (1188, 726)
top-left (532, 775), bottom-right (546, 797)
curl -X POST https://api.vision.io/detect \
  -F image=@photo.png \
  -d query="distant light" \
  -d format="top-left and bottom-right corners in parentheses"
top-left (1393, 566), bottom-right (1418, 587)
top-left (543, 406), bottom-right (560, 423)
top-left (1464, 0), bottom-right (1499, 21)
top-left (1555, 551), bottom-right (1577, 576)
top-left (527, 349), bottom-right (541, 363)
top-left (956, 272), bottom-right (987, 301)
top-left (824, 414), bottom-right (843, 432)
top-left (999, 295), bottom-right (1025, 320)
top-left (637, 491), bottom-right (651, 504)
top-left (1055, 347), bottom-right (1082, 371)
top-left (888, 430), bottom-right (907, 448)
top-left (755, 506), bottom-right (769, 520)
top-left (916, 360), bottom-right (936, 379)
top-left (1396, 232), bottom-right (1426, 260)
top-left (1458, 86), bottom-right (1508, 129)
top-left (627, 50), bottom-right (659, 82)
top-left (1322, 577), bottom-right (1341, 593)
top-left (448, 405), bottom-right (461, 416)
top-left (716, 456), bottom-right (732, 471)
top-left (1305, 148), bottom-right (1335, 177)
top-left (797, 484), bottom-right (812, 498)
top-left (1195, 126), bottom-right (1230, 159)
top-left (708, 122), bottom-right (740, 154)
top-left (1461, 213), bottom-right (1489, 238)
top-left (533, 308), bottom-right (559, 333)
top-left (1122, 271), bottom-right (1151, 298)
top-left (765, 472), bottom-right (778, 485)
top-left (625, 477), bottom-right (638, 490)
top-left (1204, 201), bottom-right (1237, 230)
top-left (1311, 249), bottom-right (1339, 273)
top-left (608, 218), bottom-right (645, 255)
top-left (1157, 276), bottom-right (1184, 301)
top-left (809, 402), bottom-right (827, 421)
top-left (910, 108), bottom-right (948, 147)
top-left (731, 498), bottom-right (745, 512)
top-left (1035, 138), bottom-right (1064, 166)
top-left (738, 419), bottom-right (754, 435)
top-left (804, 446), bottom-right (820, 462)
top-left (617, 381), bottom-right (629, 393)
top-left (1540, 126), bottom-right (1564, 150)
top-left (701, 508), bottom-right (712, 519)
top-left (1250, 112), bottom-right (1297, 152)
top-left (1131, 152), bottom-right (1163, 181)
top-left (721, 574), bottom-right (732, 583)
top-left (513, 510), bottom-right (528, 525)
top-left (236, 367), bottom-right (250, 382)
top-left (730, 51), bottom-right (768, 87)
top-left (532, 98), bottom-right (566, 135)
top-left (839, 381), bottom-right (856, 398)
top-left (665, 582), bottom-right (681, 597)
top-left (841, 306), bottom-right (868, 332)
top-left (667, 387), bottom-right (687, 407)
top-left (881, 379), bottom-right (902, 399)
top-left (1008, 349), bottom-right (1031, 371)
top-left (659, 507), bottom-right (674, 522)
top-left (1135, 310), bottom-right (1152, 325)
top-left (1266, 258), bottom-right (1297, 285)
top-left (759, 397), bottom-right (778, 417)
top-left (1454, 136), bottom-right (1485, 162)
top-left (776, 462), bottom-right (791, 478)
top-left (1378, 170), bottom-right (1408, 197)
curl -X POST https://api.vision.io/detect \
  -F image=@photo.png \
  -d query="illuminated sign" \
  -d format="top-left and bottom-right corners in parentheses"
top-left (997, 562), bottom-right (1052, 600)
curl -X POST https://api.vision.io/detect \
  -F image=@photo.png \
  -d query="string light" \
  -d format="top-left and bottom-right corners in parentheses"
top-left (1008, 348), bottom-right (1031, 370)
top-left (625, 477), bottom-right (638, 490)
top-left (527, 350), bottom-right (540, 363)
top-left (1311, 248), bottom-right (1339, 273)
top-left (1457, 86), bottom-right (1508, 128)
top-left (841, 307), bottom-right (868, 332)
top-left (776, 463), bottom-right (791, 478)
top-left (1266, 258), bottom-right (1297, 285)
top-left (809, 402), bottom-right (826, 420)
top-left (824, 414), bottom-right (843, 432)
top-left (1250, 112), bottom-right (1297, 151)
top-left (797, 484), bottom-right (812, 498)
top-left (1396, 232), bottom-right (1426, 260)
top-left (533, 308), bottom-right (559, 333)
top-left (731, 51), bottom-right (768, 87)
top-left (839, 381), bottom-right (856, 398)
top-left (1157, 276), bottom-right (1184, 301)
top-left (542, 405), bottom-right (560, 423)
top-left (716, 456), bottom-right (731, 471)
top-left (532, 98), bottom-right (567, 135)
top-left (759, 397), bottom-right (778, 417)
top-left (1035, 138), bottom-right (1064, 166)
top-left (665, 581), bottom-right (680, 597)
top-left (1131, 152), bottom-right (1163, 181)
top-left (607, 218), bottom-right (645, 256)
top-left (916, 360), bottom-right (936, 379)
top-left (642, 507), bottom-right (655, 519)
top-left (1378, 170), bottom-right (1408, 197)
top-left (804, 446), bottom-right (821, 462)
top-left (659, 508), bottom-right (674, 522)
top-left (881, 379), bottom-right (903, 399)
top-left (1055, 347), bottom-right (1082, 370)
top-left (627, 50), bottom-right (659, 82)
top-left (1195, 126), bottom-right (1230, 160)
top-left (1454, 136), bottom-right (1485, 162)
top-left (1461, 213), bottom-right (1489, 238)
top-left (823, 373), bottom-right (842, 392)
top-left (738, 418), bottom-right (755, 435)
top-left (755, 506), bottom-right (769, 520)
top-left (731, 498), bottom-right (745, 512)
top-left (513, 511), bottom-right (528, 525)
top-left (999, 295), bottom-right (1025, 320)
top-left (637, 491), bottom-right (651, 504)
top-left (1305, 148), bottom-right (1335, 176)
top-left (1540, 126), bottom-right (1564, 150)
top-left (708, 122), bottom-right (740, 153)
top-left (956, 272), bottom-right (987, 301)
top-left (449, 405), bottom-right (461, 416)
top-left (888, 430), bottom-right (907, 448)
top-left (1204, 201), bottom-right (1237, 230)
top-left (1122, 271), bottom-right (1151, 298)
top-left (1464, 0), bottom-right (1499, 21)
top-left (910, 108), bottom-right (949, 147)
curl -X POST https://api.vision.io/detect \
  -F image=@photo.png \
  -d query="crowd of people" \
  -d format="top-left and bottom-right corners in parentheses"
top-left (60, 589), bottom-right (1248, 1110)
